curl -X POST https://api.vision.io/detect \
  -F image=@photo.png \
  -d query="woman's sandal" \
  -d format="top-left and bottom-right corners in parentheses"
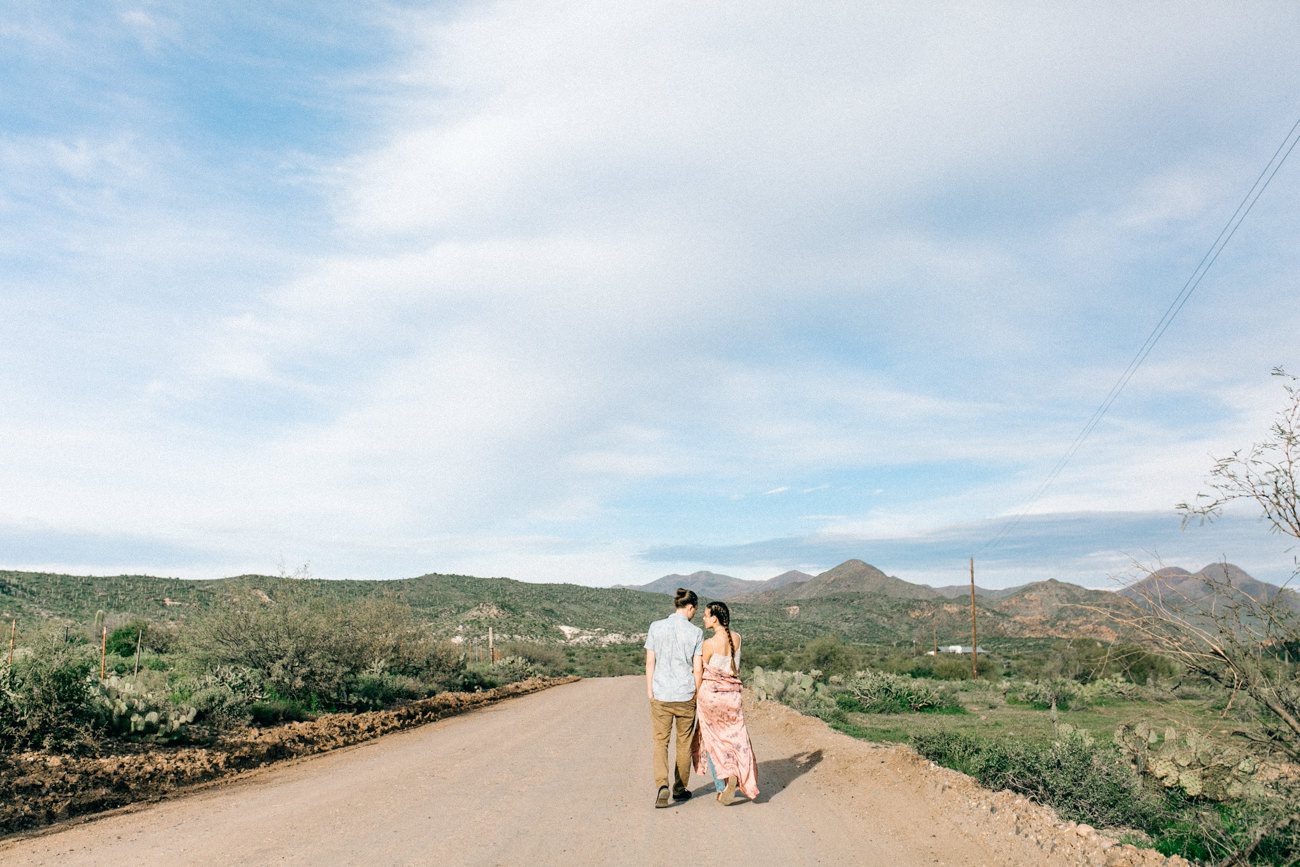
top-left (718, 777), bottom-right (738, 806)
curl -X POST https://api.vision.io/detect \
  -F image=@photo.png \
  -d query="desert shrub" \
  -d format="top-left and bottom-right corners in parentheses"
top-left (0, 631), bottom-right (102, 752)
top-left (840, 670), bottom-right (963, 714)
top-left (1077, 675), bottom-right (1143, 705)
top-left (500, 641), bottom-right (567, 675)
top-left (249, 697), bottom-right (313, 725)
top-left (910, 655), bottom-right (981, 681)
top-left (912, 729), bottom-right (1166, 831)
top-left (456, 667), bottom-right (499, 692)
top-left (345, 673), bottom-right (427, 711)
top-left (1011, 678), bottom-right (1082, 710)
top-left (185, 591), bottom-right (463, 708)
top-left (791, 636), bottom-right (865, 677)
top-left (103, 620), bottom-right (178, 658)
top-left (173, 665), bottom-right (266, 729)
top-left (490, 655), bottom-right (539, 684)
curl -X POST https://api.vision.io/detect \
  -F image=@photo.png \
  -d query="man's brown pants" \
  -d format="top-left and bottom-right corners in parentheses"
top-left (650, 698), bottom-right (696, 794)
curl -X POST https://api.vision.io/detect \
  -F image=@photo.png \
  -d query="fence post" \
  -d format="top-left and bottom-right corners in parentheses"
top-left (133, 626), bottom-right (144, 676)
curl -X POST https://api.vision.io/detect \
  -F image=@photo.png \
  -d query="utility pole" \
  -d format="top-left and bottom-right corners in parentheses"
top-left (969, 557), bottom-right (978, 679)
top-left (932, 623), bottom-right (938, 656)
top-left (489, 626), bottom-right (495, 663)
top-left (7, 620), bottom-right (15, 668)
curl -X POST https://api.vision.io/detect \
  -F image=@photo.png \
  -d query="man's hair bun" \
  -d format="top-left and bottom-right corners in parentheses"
top-left (674, 587), bottom-right (699, 609)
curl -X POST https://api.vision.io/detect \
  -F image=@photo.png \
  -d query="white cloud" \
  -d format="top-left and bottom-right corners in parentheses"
top-left (4, 2), bottom-right (1299, 584)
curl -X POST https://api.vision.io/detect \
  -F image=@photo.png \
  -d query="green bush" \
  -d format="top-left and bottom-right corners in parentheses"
top-left (455, 668), bottom-right (499, 692)
top-left (1078, 675), bottom-right (1142, 705)
top-left (489, 655), bottom-right (539, 684)
top-left (105, 620), bottom-right (177, 657)
top-left (249, 697), bottom-right (313, 725)
top-left (500, 641), bottom-right (567, 675)
top-left (173, 664), bottom-right (266, 729)
top-left (0, 631), bottom-right (102, 752)
top-left (791, 636), bottom-right (864, 676)
top-left (906, 655), bottom-right (981, 681)
top-left (185, 592), bottom-right (463, 708)
top-left (840, 670), bottom-right (963, 714)
top-left (345, 673), bottom-right (427, 711)
top-left (1011, 678), bottom-right (1082, 710)
top-left (912, 729), bottom-right (1165, 830)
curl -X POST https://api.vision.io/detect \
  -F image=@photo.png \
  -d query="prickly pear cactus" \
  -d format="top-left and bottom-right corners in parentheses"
top-left (97, 672), bottom-right (197, 739)
top-left (749, 668), bottom-right (834, 717)
top-left (1052, 722), bottom-right (1095, 748)
top-left (1115, 722), bottom-right (1263, 801)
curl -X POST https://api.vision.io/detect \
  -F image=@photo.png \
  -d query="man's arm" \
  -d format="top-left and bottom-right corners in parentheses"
top-left (693, 653), bottom-right (704, 695)
top-left (645, 649), bottom-right (656, 702)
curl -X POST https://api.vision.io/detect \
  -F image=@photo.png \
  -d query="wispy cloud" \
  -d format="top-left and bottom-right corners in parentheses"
top-left (2, 3), bottom-right (1298, 585)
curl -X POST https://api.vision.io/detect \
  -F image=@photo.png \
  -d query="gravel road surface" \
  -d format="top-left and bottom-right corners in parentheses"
top-left (0, 676), bottom-right (1177, 866)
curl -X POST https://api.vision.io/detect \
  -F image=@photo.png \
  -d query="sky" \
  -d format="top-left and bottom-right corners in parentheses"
top-left (2, 2), bottom-right (1299, 590)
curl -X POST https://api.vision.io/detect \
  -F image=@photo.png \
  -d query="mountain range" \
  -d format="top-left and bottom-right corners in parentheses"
top-left (1, 560), bottom-right (1292, 648)
top-left (614, 569), bottom-right (813, 599)
top-left (625, 559), bottom-right (1296, 610)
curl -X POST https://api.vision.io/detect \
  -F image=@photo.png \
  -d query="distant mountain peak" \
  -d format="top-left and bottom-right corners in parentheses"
top-left (1120, 563), bottom-right (1297, 613)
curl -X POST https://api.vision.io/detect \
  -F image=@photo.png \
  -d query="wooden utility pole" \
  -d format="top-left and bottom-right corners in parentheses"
top-left (100, 626), bottom-right (108, 680)
top-left (488, 626), bottom-right (496, 663)
top-left (932, 623), bottom-right (938, 656)
top-left (7, 620), bottom-right (15, 668)
top-left (969, 558), bottom-right (978, 679)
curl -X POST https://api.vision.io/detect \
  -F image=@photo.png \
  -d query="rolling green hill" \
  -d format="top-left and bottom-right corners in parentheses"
top-left (0, 570), bottom-right (829, 647)
top-left (8, 559), bottom-right (1283, 649)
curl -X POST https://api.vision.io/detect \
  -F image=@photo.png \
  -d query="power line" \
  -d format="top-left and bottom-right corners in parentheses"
top-left (979, 113), bottom-right (1300, 556)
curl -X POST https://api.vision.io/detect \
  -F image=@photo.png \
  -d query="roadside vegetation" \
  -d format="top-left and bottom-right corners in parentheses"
top-left (750, 642), bottom-right (1297, 864)
top-left (0, 585), bottom-right (572, 755)
top-left (749, 375), bottom-right (1300, 865)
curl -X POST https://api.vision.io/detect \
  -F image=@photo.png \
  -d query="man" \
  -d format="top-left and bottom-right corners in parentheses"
top-left (644, 587), bottom-right (704, 808)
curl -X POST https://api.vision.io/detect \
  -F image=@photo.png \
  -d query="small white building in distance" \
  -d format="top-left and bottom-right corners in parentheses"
top-left (926, 645), bottom-right (988, 655)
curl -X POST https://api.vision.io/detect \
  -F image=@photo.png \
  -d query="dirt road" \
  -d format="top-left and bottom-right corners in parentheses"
top-left (0, 677), bottom-right (1175, 866)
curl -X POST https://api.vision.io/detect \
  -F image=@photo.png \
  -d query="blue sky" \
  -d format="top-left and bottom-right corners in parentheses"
top-left (3, 2), bottom-right (1299, 589)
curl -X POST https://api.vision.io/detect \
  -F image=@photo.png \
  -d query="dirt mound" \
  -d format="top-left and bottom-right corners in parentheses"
top-left (0, 676), bottom-right (576, 837)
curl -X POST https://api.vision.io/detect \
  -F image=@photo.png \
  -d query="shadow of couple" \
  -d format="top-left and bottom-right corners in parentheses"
top-left (690, 749), bottom-right (824, 805)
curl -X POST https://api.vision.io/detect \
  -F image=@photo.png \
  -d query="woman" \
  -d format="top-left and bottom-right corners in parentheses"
top-left (691, 601), bottom-right (759, 804)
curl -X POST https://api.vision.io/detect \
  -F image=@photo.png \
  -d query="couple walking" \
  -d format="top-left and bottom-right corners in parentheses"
top-left (644, 588), bottom-right (759, 808)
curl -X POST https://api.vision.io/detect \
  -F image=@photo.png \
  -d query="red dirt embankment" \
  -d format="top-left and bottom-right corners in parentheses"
top-left (0, 676), bottom-right (577, 836)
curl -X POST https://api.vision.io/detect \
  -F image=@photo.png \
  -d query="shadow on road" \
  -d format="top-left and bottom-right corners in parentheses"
top-left (754, 750), bottom-right (823, 803)
top-left (690, 749), bottom-right (824, 805)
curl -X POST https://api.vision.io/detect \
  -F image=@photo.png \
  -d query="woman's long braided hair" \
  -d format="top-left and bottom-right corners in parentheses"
top-left (706, 601), bottom-right (737, 675)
